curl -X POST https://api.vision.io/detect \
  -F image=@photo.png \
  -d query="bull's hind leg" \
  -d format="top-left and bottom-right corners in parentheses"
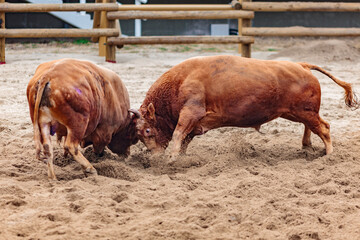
top-left (40, 122), bottom-right (56, 180)
top-left (64, 130), bottom-right (97, 176)
top-left (295, 113), bottom-right (333, 155)
top-left (302, 125), bottom-right (312, 148)
top-left (315, 117), bottom-right (333, 154)
top-left (281, 114), bottom-right (312, 149)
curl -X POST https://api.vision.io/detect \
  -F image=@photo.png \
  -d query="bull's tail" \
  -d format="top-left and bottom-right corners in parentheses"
top-left (33, 77), bottom-right (50, 160)
top-left (299, 62), bottom-right (359, 109)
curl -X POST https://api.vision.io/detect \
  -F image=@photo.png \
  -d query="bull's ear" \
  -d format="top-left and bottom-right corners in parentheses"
top-left (147, 103), bottom-right (156, 120)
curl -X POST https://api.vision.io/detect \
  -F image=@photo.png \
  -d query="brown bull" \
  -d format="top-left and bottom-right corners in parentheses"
top-left (133, 55), bottom-right (358, 159)
top-left (27, 59), bottom-right (138, 180)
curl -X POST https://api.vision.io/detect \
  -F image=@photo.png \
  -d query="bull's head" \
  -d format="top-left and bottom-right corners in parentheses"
top-left (130, 103), bottom-right (169, 154)
top-left (107, 110), bottom-right (140, 157)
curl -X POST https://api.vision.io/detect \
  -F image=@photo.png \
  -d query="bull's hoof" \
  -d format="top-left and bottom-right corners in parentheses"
top-left (63, 150), bottom-right (69, 158)
top-left (38, 155), bottom-right (48, 164)
top-left (302, 145), bottom-right (315, 152)
top-left (95, 151), bottom-right (104, 157)
top-left (47, 175), bottom-right (57, 181)
top-left (168, 154), bottom-right (179, 164)
top-left (84, 167), bottom-right (98, 177)
top-left (325, 146), bottom-right (333, 155)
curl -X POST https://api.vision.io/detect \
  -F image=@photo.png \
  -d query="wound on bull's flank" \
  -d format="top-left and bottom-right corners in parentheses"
top-left (75, 87), bottom-right (82, 95)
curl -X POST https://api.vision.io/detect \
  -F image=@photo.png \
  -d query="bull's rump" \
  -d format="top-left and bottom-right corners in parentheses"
top-left (174, 56), bottom-right (322, 127)
top-left (27, 59), bottom-right (129, 139)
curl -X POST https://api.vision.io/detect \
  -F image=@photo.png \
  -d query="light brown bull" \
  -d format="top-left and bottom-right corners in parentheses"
top-left (27, 59), bottom-right (138, 180)
top-left (133, 55), bottom-right (358, 159)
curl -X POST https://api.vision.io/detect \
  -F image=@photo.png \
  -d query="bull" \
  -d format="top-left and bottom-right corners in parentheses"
top-left (132, 55), bottom-right (358, 159)
top-left (27, 59), bottom-right (138, 180)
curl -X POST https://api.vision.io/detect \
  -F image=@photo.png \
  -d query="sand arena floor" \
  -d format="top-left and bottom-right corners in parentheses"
top-left (0, 38), bottom-right (360, 240)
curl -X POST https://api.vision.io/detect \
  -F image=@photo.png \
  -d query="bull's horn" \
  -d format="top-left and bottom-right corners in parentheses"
top-left (128, 109), bottom-right (141, 119)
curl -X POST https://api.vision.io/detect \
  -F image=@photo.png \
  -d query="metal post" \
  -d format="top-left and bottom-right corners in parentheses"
top-left (80, 0), bottom-right (86, 16)
top-left (134, 0), bottom-right (147, 37)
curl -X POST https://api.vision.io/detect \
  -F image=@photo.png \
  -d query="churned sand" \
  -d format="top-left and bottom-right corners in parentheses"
top-left (0, 38), bottom-right (360, 240)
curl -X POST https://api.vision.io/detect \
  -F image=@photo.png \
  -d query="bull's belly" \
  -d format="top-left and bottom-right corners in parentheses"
top-left (225, 112), bottom-right (282, 128)
top-left (195, 105), bottom-right (286, 134)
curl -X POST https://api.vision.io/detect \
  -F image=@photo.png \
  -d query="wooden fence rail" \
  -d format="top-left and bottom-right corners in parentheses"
top-left (107, 36), bottom-right (255, 45)
top-left (0, 3), bottom-right (118, 12)
top-left (107, 10), bottom-right (254, 20)
top-left (0, 28), bottom-right (119, 38)
top-left (243, 27), bottom-right (360, 37)
top-left (117, 4), bottom-right (234, 11)
top-left (240, 2), bottom-right (360, 12)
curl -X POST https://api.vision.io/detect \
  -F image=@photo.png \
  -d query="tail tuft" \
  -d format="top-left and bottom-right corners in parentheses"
top-left (345, 90), bottom-right (359, 110)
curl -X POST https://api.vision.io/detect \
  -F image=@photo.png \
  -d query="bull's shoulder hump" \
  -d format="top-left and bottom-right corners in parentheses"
top-left (185, 55), bottom-right (240, 63)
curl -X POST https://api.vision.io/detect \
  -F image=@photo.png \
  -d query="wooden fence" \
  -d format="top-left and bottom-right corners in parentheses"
top-left (104, 6), bottom-right (255, 62)
top-left (101, 0), bottom-right (360, 62)
top-left (1, 1), bottom-right (360, 64)
top-left (239, 1), bottom-right (360, 38)
top-left (0, 0), bottom-right (252, 63)
top-left (0, 1), bottom-right (120, 64)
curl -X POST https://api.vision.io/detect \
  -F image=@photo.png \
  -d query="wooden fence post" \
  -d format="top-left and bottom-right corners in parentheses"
top-left (237, 0), bottom-right (252, 58)
top-left (91, 0), bottom-right (102, 43)
top-left (98, 0), bottom-right (110, 57)
top-left (105, 0), bottom-right (116, 62)
top-left (104, 0), bottom-right (118, 62)
top-left (0, 0), bottom-right (5, 64)
top-left (114, 19), bottom-right (123, 49)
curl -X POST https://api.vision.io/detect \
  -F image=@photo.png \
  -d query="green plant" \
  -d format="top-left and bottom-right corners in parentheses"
top-left (200, 47), bottom-right (219, 52)
top-left (73, 39), bottom-right (90, 45)
top-left (174, 45), bottom-right (192, 52)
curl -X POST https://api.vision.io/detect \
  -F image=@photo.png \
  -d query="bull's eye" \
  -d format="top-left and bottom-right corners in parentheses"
top-left (145, 129), bottom-right (150, 134)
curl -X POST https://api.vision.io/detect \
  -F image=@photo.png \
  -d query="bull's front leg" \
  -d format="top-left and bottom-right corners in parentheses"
top-left (169, 105), bottom-right (205, 161)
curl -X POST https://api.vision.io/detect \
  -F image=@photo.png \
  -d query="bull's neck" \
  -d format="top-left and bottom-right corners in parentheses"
top-left (144, 95), bottom-right (178, 142)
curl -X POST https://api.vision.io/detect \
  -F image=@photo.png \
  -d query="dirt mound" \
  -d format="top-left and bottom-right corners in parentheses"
top-left (270, 39), bottom-right (360, 62)
top-left (94, 160), bottom-right (139, 181)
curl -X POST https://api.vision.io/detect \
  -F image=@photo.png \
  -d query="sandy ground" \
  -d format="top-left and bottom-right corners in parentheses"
top-left (1, 38), bottom-right (360, 240)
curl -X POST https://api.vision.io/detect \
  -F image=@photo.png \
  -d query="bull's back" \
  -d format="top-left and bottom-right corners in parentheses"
top-left (182, 55), bottom-right (319, 103)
